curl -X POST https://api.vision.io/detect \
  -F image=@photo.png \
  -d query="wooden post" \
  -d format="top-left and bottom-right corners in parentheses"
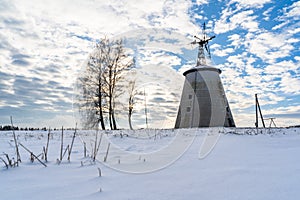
top-left (270, 118), bottom-right (276, 127)
top-left (255, 94), bottom-right (265, 128)
top-left (255, 94), bottom-right (258, 128)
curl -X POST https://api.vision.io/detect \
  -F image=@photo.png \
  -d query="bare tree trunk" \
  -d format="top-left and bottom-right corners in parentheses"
top-left (128, 109), bottom-right (133, 130)
top-left (111, 61), bottom-right (118, 130)
top-left (108, 66), bottom-right (114, 130)
top-left (128, 80), bottom-right (136, 130)
top-left (112, 111), bottom-right (117, 130)
top-left (98, 78), bottom-right (105, 130)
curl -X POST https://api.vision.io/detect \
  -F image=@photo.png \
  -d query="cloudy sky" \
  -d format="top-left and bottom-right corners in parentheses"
top-left (0, 0), bottom-right (299, 128)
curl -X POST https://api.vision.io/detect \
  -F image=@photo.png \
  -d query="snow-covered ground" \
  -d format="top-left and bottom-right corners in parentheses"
top-left (0, 128), bottom-right (300, 200)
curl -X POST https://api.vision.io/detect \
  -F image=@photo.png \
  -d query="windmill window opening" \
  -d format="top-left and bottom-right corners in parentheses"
top-left (186, 107), bottom-right (191, 112)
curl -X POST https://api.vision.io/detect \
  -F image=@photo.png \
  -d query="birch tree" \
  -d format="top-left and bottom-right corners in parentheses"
top-left (77, 38), bottom-right (135, 130)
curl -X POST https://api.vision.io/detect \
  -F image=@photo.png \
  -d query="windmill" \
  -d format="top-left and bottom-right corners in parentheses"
top-left (175, 23), bottom-right (235, 128)
top-left (191, 23), bottom-right (215, 66)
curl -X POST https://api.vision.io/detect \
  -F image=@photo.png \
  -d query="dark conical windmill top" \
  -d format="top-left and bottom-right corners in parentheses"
top-left (191, 23), bottom-right (215, 66)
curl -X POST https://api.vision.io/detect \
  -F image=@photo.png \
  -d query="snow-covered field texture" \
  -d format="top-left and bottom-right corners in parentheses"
top-left (1, 127), bottom-right (300, 200)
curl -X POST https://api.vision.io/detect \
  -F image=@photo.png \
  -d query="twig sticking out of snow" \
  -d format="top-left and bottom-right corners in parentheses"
top-left (98, 167), bottom-right (102, 177)
top-left (10, 116), bottom-right (21, 165)
top-left (0, 157), bottom-right (9, 169)
top-left (43, 127), bottom-right (51, 162)
top-left (103, 143), bottom-right (110, 162)
top-left (0, 153), bottom-right (18, 169)
top-left (91, 130), bottom-right (103, 162)
top-left (67, 123), bottom-right (77, 161)
top-left (60, 126), bottom-right (64, 162)
top-left (83, 142), bottom-right (87, 158)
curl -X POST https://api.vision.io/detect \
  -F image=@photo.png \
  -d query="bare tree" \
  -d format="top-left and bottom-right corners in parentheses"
top-left (101, 38), bottom-right (135, 130)
top-left (77, 51), bottom-right (107, 130)
top-left (128, 80), bottom-right (137, 130)
top-left (77, 37), bottom-right (135, 130)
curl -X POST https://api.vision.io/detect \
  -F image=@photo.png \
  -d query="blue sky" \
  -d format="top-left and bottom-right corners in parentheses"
top-left (0, 0), bottom-right (299, 128)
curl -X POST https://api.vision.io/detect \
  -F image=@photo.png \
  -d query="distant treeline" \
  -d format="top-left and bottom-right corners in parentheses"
top-left (0, 125), bottom-right (76, 131)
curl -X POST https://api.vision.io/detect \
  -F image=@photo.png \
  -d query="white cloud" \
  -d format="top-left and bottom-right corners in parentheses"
top-left (138, 50), bottom-right (181, 67)
top-left (214, 6), bottom-right (237, 34)
top-left (212, 47), bottom-right (234, 57)
top-left (36, 114), bottom-right (76, 128)
top-left (246, 31), bottom-right (294, 63)
top-left (214, 8), bottom-right (259, 34)
top-left (264, 60), bottom-right (298, 76)
top-left (285, 1), bottom-right (300, 19)
top-left (194, 0), bottom-right (209, 5)
top-left (227, 33), bottom-right (242, 47)
top-left (280, 73), bottom-right (300, 95)
top-left (287, 27), bottom-right (300, 35)
top-left (272, 21), bottom-right (289, 31)
top-left (230, 0), bottom-right (272, 8)
top-left (227, 54), bottom-right (244, 70)
top-left (262, 6), bottom-right (274, 21)
top-left (0, 77), bottom-right (15, 95)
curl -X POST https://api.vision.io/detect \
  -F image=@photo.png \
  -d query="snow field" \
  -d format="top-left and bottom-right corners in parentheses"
top-left (0, 128), bottom-right (299, 200)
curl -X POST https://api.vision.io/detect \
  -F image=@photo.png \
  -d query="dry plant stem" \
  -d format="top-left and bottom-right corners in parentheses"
top-left (68, 123), bottom-right (77, 161)
top-left (1, 153), bottom-right (16, 168)
top-left (62, 145), bottom-right (70, 160)
top-left (19, 143), bottom-right (47, 167)
top-left (83, 142), bottom-right (87, 158)
top-left (0, 157), bottom-right (8, 169)
top-left (95, 131), bottom-right (103, 159)
top-left (60, 126), bottom-right (64, 161)
top-left (4, 153), bottom-right (12, 166)
top-left (10, 116), bottom-right (21, 164)
top-left (98, 167), bottom-right (102, 177)
top-left (104, 143), bottom-right (110, 162)
top-left (93, 129), bottom-right (99, 161)
top-left (43, 127), bottom-right (51, 162)
top-left (91, 131), bottom-right (103, 161)
top-left (45, 127), bottom-right (50, 161)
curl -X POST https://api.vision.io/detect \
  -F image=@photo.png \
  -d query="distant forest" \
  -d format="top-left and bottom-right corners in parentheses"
top-left (0, 126), bottom-right (76, 131)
